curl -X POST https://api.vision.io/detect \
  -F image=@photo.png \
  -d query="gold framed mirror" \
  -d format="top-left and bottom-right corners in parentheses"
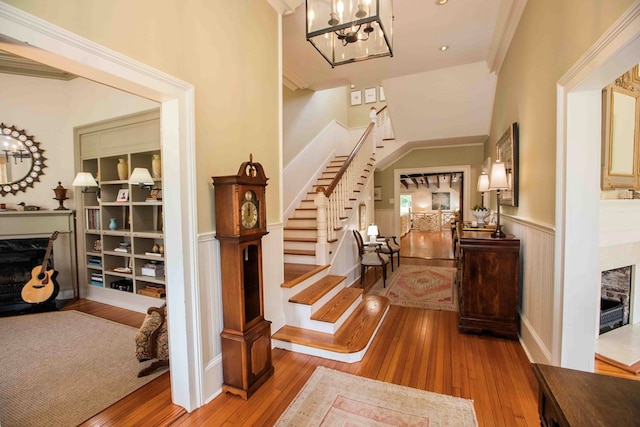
top-left (0, 123), bottom-right (47, 196)
top-left (601, 83), bottom-right (640, 190)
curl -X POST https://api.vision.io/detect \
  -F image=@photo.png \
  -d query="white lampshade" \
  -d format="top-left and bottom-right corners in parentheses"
top-left (489, 161), bottom-right (509, 190)
top-left (129, 168), bottom-right (154, 186)
top-left (71, 172), bottom-right (98, 187)
top-left (367, 224), bottom-right (379, 237)
top-left (477, 173), bottom-right (490, 192)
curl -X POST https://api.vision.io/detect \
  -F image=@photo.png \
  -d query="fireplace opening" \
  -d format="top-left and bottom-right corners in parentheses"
top-left (0, 238), bottom-right (53, 310)
top-left (600, 265), bottom-right (632, 335)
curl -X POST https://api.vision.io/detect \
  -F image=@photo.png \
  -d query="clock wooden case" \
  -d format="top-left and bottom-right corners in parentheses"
top-left (211, 155), bottom-right (273, 399)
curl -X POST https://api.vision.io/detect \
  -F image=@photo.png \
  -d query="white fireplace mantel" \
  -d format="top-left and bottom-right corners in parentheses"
top-left (0, 210), bottom-right (77, 299)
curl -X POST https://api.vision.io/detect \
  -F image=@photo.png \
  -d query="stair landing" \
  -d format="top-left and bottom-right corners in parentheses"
top-left (273, 294), bottom-right (390, 363)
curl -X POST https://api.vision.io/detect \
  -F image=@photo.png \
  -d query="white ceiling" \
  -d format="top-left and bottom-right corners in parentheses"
top-left (282, 0), bottom-right (526, 91)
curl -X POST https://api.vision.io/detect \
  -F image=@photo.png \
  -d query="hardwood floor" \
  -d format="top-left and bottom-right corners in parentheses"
top-left (63, 230), bottom-right (637, 426)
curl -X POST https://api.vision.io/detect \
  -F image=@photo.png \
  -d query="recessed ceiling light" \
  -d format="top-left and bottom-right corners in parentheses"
top-left (439, 45), bottom-right (449, 51)
top-left (436, 0), bottom-right (448, 5)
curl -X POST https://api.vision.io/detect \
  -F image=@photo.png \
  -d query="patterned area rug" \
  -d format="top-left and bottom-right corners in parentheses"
top-left (275, 366), bottom-right (478, 426)
top-left (367, 265), bottom-right (458, 311)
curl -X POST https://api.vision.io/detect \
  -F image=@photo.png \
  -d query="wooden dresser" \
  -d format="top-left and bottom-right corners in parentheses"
top-left (457, 230), bottom-right (520, 340)
top-left (533, 363), bottom-right (640, 426)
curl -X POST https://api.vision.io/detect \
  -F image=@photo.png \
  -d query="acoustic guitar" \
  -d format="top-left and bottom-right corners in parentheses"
top-left (21, 231), bottom-right (60, 304)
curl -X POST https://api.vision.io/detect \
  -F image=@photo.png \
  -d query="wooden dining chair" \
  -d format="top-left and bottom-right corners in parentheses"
top-left (377, 235), bottom-right (400, 271)
top-left (353, 230), bottom-right (390, 287)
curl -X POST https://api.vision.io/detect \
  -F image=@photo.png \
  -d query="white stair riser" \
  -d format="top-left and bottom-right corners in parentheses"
top-left (284, 229), bottom-right (317, 239)
top-left (294, 294), bottom-right (362, 334)
top-left (285, 281), bottom-right (345, 331)
top-left (283, 241), bottom-right (316, 251)
top-left (286, 219), bottom-right (316, 228)
top-left (291, 210), bottom-right (317, 219)
top-left (284, 254), bottom-right (316, 264)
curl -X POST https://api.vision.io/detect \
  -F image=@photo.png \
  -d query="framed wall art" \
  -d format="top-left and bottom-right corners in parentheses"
top-left (350, 90), bottom-right (362, 106)
top-left (365, 87), bottom-right (377, 104)
top-left (495, 122), bottom-right (519, 206)
top-left (432, 192), bottom-right (451, 210)
top-left (374, 186), bottom-right (382, 201)
top-left (359, 204), bottom-right (366, 230)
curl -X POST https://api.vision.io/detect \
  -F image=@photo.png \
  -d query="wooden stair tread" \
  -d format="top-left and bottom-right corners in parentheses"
top-left (284, 226), bottom-right (316, 230)
top-left (283, 237), bottom-right (317, 243)
top-left (311, 288), bottom-right (363, 323)
top-left (272, 295), bottom-right (390, 353)
top-left (288, 217), bottom-right (316, 220)
top-left (282, 264), bottom-right (329, 288)
top-left (289, 274), bottom-right (345, 305)
top-left (284, 249), bottom-right (315, 256)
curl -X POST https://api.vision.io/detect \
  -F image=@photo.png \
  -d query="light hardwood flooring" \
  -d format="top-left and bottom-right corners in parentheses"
top-left (65, 230), bottom-right (636, 426)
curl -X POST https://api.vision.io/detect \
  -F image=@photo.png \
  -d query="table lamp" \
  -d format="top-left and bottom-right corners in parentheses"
top-left (489, 160), bottom-right (509, 238)
top-left (367, 224), bottom-right (379, 244)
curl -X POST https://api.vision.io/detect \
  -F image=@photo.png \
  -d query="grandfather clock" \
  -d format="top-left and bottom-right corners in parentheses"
top-left (211, 154), bottom-right (273, 399)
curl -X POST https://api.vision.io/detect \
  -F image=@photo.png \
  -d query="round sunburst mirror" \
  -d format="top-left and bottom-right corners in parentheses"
top-left (0, 122), bottom-right (47, 196)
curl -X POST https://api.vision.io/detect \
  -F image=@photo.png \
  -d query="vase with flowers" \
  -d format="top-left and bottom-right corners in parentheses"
top-left (471, 204), bottom-right (490, 225)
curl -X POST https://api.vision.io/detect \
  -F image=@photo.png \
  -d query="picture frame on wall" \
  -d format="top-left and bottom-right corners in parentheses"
top-left (379, 86), bottom-right (386, 102)
top-left (359, 204), bottom-right (366, 231)
top-left (365, 87), bottom-right (377, 104)
top-left (495, 122), bottom-right (519, 207)
top-left (350, 90), bottom-right (362, 106)
top-left (374, 186), bottom-right (382, 201)
top-left (432, 192), bottom-right (451, 210)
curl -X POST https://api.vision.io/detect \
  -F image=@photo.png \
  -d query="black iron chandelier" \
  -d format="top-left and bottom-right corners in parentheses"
top-left (306, 0), bottom-right (393, 67)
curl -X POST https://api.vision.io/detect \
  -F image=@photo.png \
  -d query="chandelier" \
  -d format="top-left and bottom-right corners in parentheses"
top-left (306, 0), bottom-right (393, 67)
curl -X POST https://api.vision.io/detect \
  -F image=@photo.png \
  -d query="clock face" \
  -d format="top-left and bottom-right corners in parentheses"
top-left (241, 190), bottom-right (259, 229)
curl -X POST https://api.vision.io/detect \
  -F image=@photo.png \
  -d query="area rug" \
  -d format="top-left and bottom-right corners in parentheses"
top-left (367, 265), bottom-right (458, 311)
top-left (0, 310), bottom-right (167, 427)
top-left (275, 366), bottom-right (478, 426)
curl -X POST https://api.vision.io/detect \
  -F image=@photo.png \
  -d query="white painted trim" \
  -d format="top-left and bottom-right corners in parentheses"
top-left (487, 0), bottom-right (528, 74)
top-left (0, 1), bottom-right (201, 410)
top-left (501, 213), bottom-right (554, 234)
top-left (555, 0), bottom-right (640, 370)
top-left (393, 165), bottom-right (472, 238)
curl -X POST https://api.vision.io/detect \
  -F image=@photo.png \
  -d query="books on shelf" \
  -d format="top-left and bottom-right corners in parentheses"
top-left (88, 256), bottom-right (102, 267)
top-left (141, 261), bottom-right (164, 277)
top-left (145, 251), bottom-right (162, 257)
top-left (113, 242), bottom-right (131, 253)
top-left (85, 209), bottom-right (100, 230)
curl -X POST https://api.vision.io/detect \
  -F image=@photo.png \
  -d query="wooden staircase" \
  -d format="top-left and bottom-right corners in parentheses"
top-left (272, 263), bottom-right (390, 363)
top-left (282, 155), bottom-right (369, 265)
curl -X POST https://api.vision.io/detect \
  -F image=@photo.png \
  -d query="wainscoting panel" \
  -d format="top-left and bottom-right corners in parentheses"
top-left (503, 217), bottom-right (555, 364)
top-left (197, 223), bottom-right (284, 404)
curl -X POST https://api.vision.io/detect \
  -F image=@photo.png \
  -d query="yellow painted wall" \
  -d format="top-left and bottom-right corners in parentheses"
top-left (488, 0), bottom-right (634, 225)
top-left (6, 0), bottom-right (280, 232)
top-left (283, 86), bottom-right (348, 165)
top-left (375, 145), bottom-right (485, 209)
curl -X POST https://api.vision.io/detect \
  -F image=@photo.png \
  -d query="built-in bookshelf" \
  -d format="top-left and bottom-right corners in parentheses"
top-left (75, 109), bottom-right (165, 310)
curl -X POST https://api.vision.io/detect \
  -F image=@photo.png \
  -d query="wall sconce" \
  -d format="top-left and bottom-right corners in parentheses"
top-left (129, 168), bottom-right (160, 201)
top-left (367, 223), bottom-right (379, 244)
top-left (72, 172), bottom-right (100, 199)
top-left (477, 172), bottom-right (490, 206)
top-left (488, 161), bottom-right (509, 239)
top-left (306, 0), bottom-right (393, 67)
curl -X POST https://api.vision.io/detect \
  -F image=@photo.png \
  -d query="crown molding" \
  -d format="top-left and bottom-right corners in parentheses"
top-left (487, 0), bottom-right (527, 74)
top-left (267, 0), bottom-right (303, 15)
top-left (283, 65), bottom-right (309, 91)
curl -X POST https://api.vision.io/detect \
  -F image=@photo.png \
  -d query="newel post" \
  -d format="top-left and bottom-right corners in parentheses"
top-left (314, 187), bottom-right (329, 265)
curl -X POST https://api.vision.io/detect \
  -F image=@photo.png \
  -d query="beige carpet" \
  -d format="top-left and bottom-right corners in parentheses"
top-left (367, 264), bottom-right (458, 311)
top-left (275, 366), bottom-right (478, 426)
top-left (0, 310), bottom-right (167, 427)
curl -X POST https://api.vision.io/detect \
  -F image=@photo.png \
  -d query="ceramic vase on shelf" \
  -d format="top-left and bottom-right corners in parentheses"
top-left (109, 218), bottom-right (118, 230)
top-left (152, 154), bottom-right (162, 179)
top-left (117, 158), bottom-right (128, 180)
top-left (471, 209), bottom-right (490, 225)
